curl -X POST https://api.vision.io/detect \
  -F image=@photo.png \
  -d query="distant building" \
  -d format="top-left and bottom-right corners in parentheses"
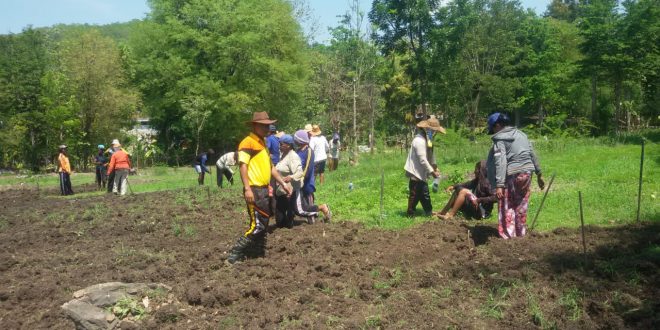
top-left (127, 118), bottom-right (158, 140)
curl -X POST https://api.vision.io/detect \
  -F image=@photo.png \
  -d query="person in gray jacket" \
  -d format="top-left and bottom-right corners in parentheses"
top-left (486, 112), bottom-right (545, 239)
top-left (404, 117), bottom-right (445, 216)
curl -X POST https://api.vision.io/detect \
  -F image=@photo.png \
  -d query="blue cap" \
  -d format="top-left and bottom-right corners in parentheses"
top-left (487, 113), bottom-right (501, 134)
top-left (279, 134), bottom-right (294, 145)
top-left (98, 144), bottom-right (105, 149)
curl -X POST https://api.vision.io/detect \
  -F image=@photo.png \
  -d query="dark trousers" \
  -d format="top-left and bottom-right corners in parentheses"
top-left (407, 179), bottom-right (432, 216)
top-left (95, 167), bottom-right (107, 189)
top-left (216, 166), bottom-right (234, 187)
top-left (59, 172), bottom-right (74, 196)
top-left (106, 171), bottom-right (115, 193)
top-left (198, 172), bottom-right (206, 185)
top-left (275, 194), bottom-right (294, 228)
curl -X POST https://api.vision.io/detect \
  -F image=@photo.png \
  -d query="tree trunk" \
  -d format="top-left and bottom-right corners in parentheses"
top-left (590, 75), bottom-right (598, 134)
top-left (537, 103), bottom-right (545, 128)
top-left (369, 85), bottom-right (375, 154)
top-left (614, 78), bottom-right (622, 133)
top-left (471, 87), bottom-right (481, 130)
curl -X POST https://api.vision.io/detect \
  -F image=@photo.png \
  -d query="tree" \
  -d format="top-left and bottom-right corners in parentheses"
top-left (59, 30), bottom-right (139, 168)
top-left (132, 0), bottom-right (309, 159)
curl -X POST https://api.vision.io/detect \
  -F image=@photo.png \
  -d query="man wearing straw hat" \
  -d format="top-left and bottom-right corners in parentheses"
top-left (404, 117), bottom-right (445, 216)
top-left (226, 111), bottom-right (292, 264)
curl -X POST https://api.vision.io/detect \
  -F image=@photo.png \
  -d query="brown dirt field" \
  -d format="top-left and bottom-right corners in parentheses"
top-left (0, 187), bottom-right (658, 329)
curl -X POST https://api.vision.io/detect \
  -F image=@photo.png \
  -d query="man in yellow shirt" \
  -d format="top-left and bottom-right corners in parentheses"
top-left (227, 111), bottom-right (292, 264)
top-left (57, 145), bottom-right (74, 196)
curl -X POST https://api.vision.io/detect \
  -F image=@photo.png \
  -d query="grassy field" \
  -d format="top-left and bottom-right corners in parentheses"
top-left (1, 131), bottom-right (658, 231)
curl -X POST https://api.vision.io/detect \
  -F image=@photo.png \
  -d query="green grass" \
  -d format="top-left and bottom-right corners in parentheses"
top-left (1, 131), bottom-right (657, 231)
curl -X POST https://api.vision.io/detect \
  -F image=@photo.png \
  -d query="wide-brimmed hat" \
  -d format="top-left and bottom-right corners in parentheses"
top-left (304, 124), bottom-right (313, 132)
top-left (249, 111), bottom-right (277, 125)
top-left (310, 124), bottom-right (322, 136)
top-left (294, 130), bottom-right (310, 145)
top-left (417, 118), bottom-right (446, 134)
top-left (111, 139), bottom-right (120, 146)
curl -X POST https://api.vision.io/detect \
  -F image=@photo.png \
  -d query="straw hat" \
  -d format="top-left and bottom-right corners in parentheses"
top-left (304, 124), bottom-right (313, 132)
top-left (111, 139), bottom-right (120, 147)
top-left (417, 118), bottom-right (446, 134)
top-left (310, 124), bottom-right (322, 136)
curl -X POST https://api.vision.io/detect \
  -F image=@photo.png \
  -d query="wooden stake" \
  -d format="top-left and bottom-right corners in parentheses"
top-left (579, 191), bottom-right (587, 265)
top-left (379, 169), bottom-right (384, 226)
top-left (529, 173), bottom-right (556, 232)
top-left (636, 139), bottom-right (645, 222)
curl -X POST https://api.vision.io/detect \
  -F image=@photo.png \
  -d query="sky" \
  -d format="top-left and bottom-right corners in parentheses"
top-left (1, 0), bottom-right (551, 43)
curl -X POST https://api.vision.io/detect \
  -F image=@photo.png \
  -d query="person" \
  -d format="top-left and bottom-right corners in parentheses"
top-left (436, 160), bottom-right (496, 220)
top-left (274, 134), bottom-right (331, 228)
top-left (94, 144), bottom-right (108, 190)
top-left (57, 145), bottom-right (74, 196)
top-left (226, 111), bottom-right (291, 264)
top-left (106, 141), bottom-right (132, 196)
top-left (486, 112), bottom-right (544, 239)
top-left (216, 151), bottom-right (237, 188)
top-left (294, 129), bottom-right (322, 224)
top-left (193, 149), bottom-right (215, 185)
top-left (309, 124), bottom-right (330, 184)
top-left (328, 132), bottom-right (340, 171)
top-left (265, 124), bottom-right (280, 165)
top-left (105, 139), bottom-right (120, 193)
top-left (404, 117), bottom-right (445, 216)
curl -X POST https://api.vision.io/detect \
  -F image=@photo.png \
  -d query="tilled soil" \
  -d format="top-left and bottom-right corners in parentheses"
top-left (0, 187), bottom-right (658, 329)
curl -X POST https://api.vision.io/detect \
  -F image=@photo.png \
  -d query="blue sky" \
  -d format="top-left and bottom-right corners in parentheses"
top-left (1, 0), bottom-right (550, 42)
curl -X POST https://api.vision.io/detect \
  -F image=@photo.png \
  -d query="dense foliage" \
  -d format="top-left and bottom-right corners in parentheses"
top-left (0, 0), bottom-right (657, 170)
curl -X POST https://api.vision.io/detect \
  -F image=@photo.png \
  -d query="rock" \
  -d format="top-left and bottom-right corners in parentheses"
top-left (62, 282), bottom-right (171, 330)
top-left (61, 300), bottom-right (117, 330)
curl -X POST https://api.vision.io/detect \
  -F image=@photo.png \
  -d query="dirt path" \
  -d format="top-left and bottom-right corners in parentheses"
top-left (0, 188), bottom-right (658, 329)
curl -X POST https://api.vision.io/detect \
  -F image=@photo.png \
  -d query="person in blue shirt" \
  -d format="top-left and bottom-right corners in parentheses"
top-left (294, 129), bottom-right (319, 224)
top-left (193, 149), bottom-right (215, 185)
top-left (265, 124), bottom-right (280, 165)
top-left (94, 144), bottom-right (108, 190)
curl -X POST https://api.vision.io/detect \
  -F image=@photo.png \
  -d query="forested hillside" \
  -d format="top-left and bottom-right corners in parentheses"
top-left (0, 0), bottom-right (657, 171)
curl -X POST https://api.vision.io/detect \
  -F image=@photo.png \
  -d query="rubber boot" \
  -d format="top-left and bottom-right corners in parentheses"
top-left (248, 234), bottom-right (266, 258)
top-left (227, 236), bottom-right (252, 264)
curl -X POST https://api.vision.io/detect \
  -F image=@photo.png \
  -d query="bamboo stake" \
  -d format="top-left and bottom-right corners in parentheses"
top-left (529, 173), bottom-right (556, 232)
top-left (379, 169), bottom-right (384, 226)
top-left (636, 139), bottom-right (645, 222)
top-left (579, 191), bottom-right (587, 265)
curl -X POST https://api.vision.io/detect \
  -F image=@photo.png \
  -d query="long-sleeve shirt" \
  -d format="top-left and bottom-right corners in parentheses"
top-left (194, 152), bottom-right (210, 173)
top-left (296, 147), bottom-right (315, 195)
top-left (107, 149), bottom-right (131, 175)
top-left (487, 126), bottom-right (542, 188)
top-left (266, 135), bottom-right (280, 165)
top-left (216, 152), bottom-right (236, 173)
top-left (275, 150), bottom-right (304, 196)
top-left (404, 131), bottom-right (436, 181)
top-left (58, 153), bottom-right (71, 173)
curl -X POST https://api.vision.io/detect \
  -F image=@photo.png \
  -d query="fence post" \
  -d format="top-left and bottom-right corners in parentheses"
top-left (636, 139), bottom-right (645, 222)
top-left (579, 191), bottom-right (587, 265)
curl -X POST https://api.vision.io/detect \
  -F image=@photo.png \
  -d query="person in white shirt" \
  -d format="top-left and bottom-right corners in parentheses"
top-left (216, 151), bottom-right (237, 188)
top-left (308, 124), bottom-right (330, 184)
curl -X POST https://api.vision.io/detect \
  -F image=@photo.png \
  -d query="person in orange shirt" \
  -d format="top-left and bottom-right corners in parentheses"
top-left (106, 141), bottom-right (132, 196)
top-left (57, 145), bottom-right (74, 196)
top-left (226, 111), bottom-right (292, 264)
